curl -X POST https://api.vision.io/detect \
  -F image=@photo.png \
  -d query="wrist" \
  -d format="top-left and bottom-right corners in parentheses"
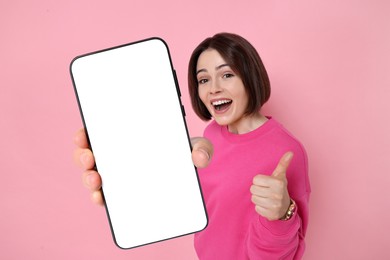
top-left (279, 199), bottom-right (296, 221)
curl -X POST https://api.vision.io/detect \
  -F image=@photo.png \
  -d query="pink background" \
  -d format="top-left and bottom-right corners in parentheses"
top-left (1, 0), bottom-right (389, 259)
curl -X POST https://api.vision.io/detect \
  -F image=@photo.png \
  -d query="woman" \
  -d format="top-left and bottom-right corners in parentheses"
top-left (74, 33), bottom-right (310, 259)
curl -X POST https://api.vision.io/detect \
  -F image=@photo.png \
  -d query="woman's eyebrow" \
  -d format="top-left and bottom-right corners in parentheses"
top-left (196, 68), bottom-right (207, 75)
top-left (196, 64), bottom-right (230, 75)
top-left (216, 63), bottom-right (230, 70)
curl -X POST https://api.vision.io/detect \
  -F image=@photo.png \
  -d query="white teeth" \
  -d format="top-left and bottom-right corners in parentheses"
top-left (212, 100), bottom-right (231, 106)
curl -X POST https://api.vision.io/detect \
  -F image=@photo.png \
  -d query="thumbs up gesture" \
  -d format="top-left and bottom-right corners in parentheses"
top-left (250, 152), bottom-right (294, 221)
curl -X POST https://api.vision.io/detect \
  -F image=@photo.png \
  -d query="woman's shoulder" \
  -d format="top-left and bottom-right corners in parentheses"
top-left (266, 117), bottom-right (307, 155)
top-left (269, 118), bottom-right (301, 141)
top-left (203, 120), bottom-right (221, 135)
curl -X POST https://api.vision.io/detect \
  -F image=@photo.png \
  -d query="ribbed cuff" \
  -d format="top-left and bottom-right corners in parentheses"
top-left (258, 209), bottom-right (299, 236)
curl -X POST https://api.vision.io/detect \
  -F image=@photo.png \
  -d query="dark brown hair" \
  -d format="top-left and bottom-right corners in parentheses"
top-left (188, 32), bottom-right (271, 121)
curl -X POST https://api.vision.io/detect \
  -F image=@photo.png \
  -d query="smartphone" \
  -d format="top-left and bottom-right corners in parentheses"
top-left (70, 38), bottom-right (208, 249)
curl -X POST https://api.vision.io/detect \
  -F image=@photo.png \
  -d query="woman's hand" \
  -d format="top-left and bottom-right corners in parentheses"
top-left (73, 128), bottom-right (213, 206)
top-left (250, 152), bottom-right (293, 221)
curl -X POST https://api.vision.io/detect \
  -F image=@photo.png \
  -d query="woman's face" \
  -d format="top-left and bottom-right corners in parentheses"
top-left (196, 48), bottom-right (250, 133)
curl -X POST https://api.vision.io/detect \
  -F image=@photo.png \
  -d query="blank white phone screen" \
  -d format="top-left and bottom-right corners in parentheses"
top-left (70, 38), bottom-right (207, 249)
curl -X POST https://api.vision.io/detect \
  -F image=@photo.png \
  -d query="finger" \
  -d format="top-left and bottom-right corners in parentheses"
top-left (254, 205), bottom-right (267, 217)
top-left (73, 148), bottom-right (96, 170)
top-left (252, 174), bottom-right (273, 187)
top-left (191, 137), bottom-right (213, 168)
top-left (272, 151), bottom-right (294, 178)
top-left (253, 197), bottom-right (285, 221)
top-left (251, 189), bottom-right (284, 207)
top-left (251, 194), bottom-right (276, 209)
top-left (74, 128), bottom-right (90, 148)
top-left (255, 205), bottom-right (280, 221)
top-left (91, 190), bottom-right (104, 206)
top-left (254, 204), bottom-right (274, 218)
top-left (82, 170), bottom-right (102, 191)
top-left (250, 184), bottom-right (271, 198)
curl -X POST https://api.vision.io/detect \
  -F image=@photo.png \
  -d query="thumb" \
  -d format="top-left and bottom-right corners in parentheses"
top-left (191, 137), bottom-right (214, 168)
top-left (272, 151), bottom-right (294, 178)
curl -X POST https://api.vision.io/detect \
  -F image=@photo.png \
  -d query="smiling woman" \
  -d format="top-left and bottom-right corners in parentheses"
top-left (187, 33), bottom-right (310, 259)
top-left (188, 33), bottom-right (270, 124)
top-left (195, 49), bottom-right (267, 134)
top-left (197, 63), bottom-right (234, 114)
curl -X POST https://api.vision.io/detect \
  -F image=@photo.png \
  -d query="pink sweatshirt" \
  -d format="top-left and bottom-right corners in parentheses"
top-left (194, 117), bottom-right (310, 260)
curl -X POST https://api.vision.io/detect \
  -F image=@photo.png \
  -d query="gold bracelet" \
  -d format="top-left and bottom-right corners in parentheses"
top-left (280, 199), bottom-right (296, 221)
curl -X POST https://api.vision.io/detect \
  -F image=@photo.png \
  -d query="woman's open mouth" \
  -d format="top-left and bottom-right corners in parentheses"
top-left (212, 99), bottom-right (232, 113)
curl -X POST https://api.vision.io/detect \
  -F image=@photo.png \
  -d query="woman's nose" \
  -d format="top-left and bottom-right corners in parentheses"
top-left (210, 80), bottom-right (222, 94)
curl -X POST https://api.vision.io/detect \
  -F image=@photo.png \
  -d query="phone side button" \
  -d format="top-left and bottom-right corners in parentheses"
top-left (181, 104), bottom-right (186, 116)
top-left (173, 69), bottom-right (181, 97)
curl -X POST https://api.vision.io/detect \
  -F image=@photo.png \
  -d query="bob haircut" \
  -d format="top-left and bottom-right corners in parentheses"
top-left (188, 32), bottom-right (271, 121)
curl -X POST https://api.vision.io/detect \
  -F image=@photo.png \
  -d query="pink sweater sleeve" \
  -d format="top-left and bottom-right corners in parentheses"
top-left (246, 127), bottom-right (310, 259)
top-left (246, 193), bottom-right (309, 260)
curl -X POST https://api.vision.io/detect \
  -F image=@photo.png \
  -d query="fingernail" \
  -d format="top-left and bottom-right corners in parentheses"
top-left (198, 148), bottom-right (210, 160)
top-left (284, 152), bottom-right (294, 162)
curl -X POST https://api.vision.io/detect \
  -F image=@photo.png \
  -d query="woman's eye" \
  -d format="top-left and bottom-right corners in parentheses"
top-left (198, 79), bottom-right (208, 84)
top-left (223, 73), bottom-right (234, 79)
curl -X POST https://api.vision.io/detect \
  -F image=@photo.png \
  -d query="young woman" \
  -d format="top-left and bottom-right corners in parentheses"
top-left (74, 33), bottom-right (310, 259)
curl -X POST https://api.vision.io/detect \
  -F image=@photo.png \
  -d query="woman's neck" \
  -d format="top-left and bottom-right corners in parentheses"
top-left (227, 113), bottom-right (268, 134)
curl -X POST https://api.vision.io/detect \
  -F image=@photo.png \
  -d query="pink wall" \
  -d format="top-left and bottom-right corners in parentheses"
top-left (1, 0), bottom-right (389, 259)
